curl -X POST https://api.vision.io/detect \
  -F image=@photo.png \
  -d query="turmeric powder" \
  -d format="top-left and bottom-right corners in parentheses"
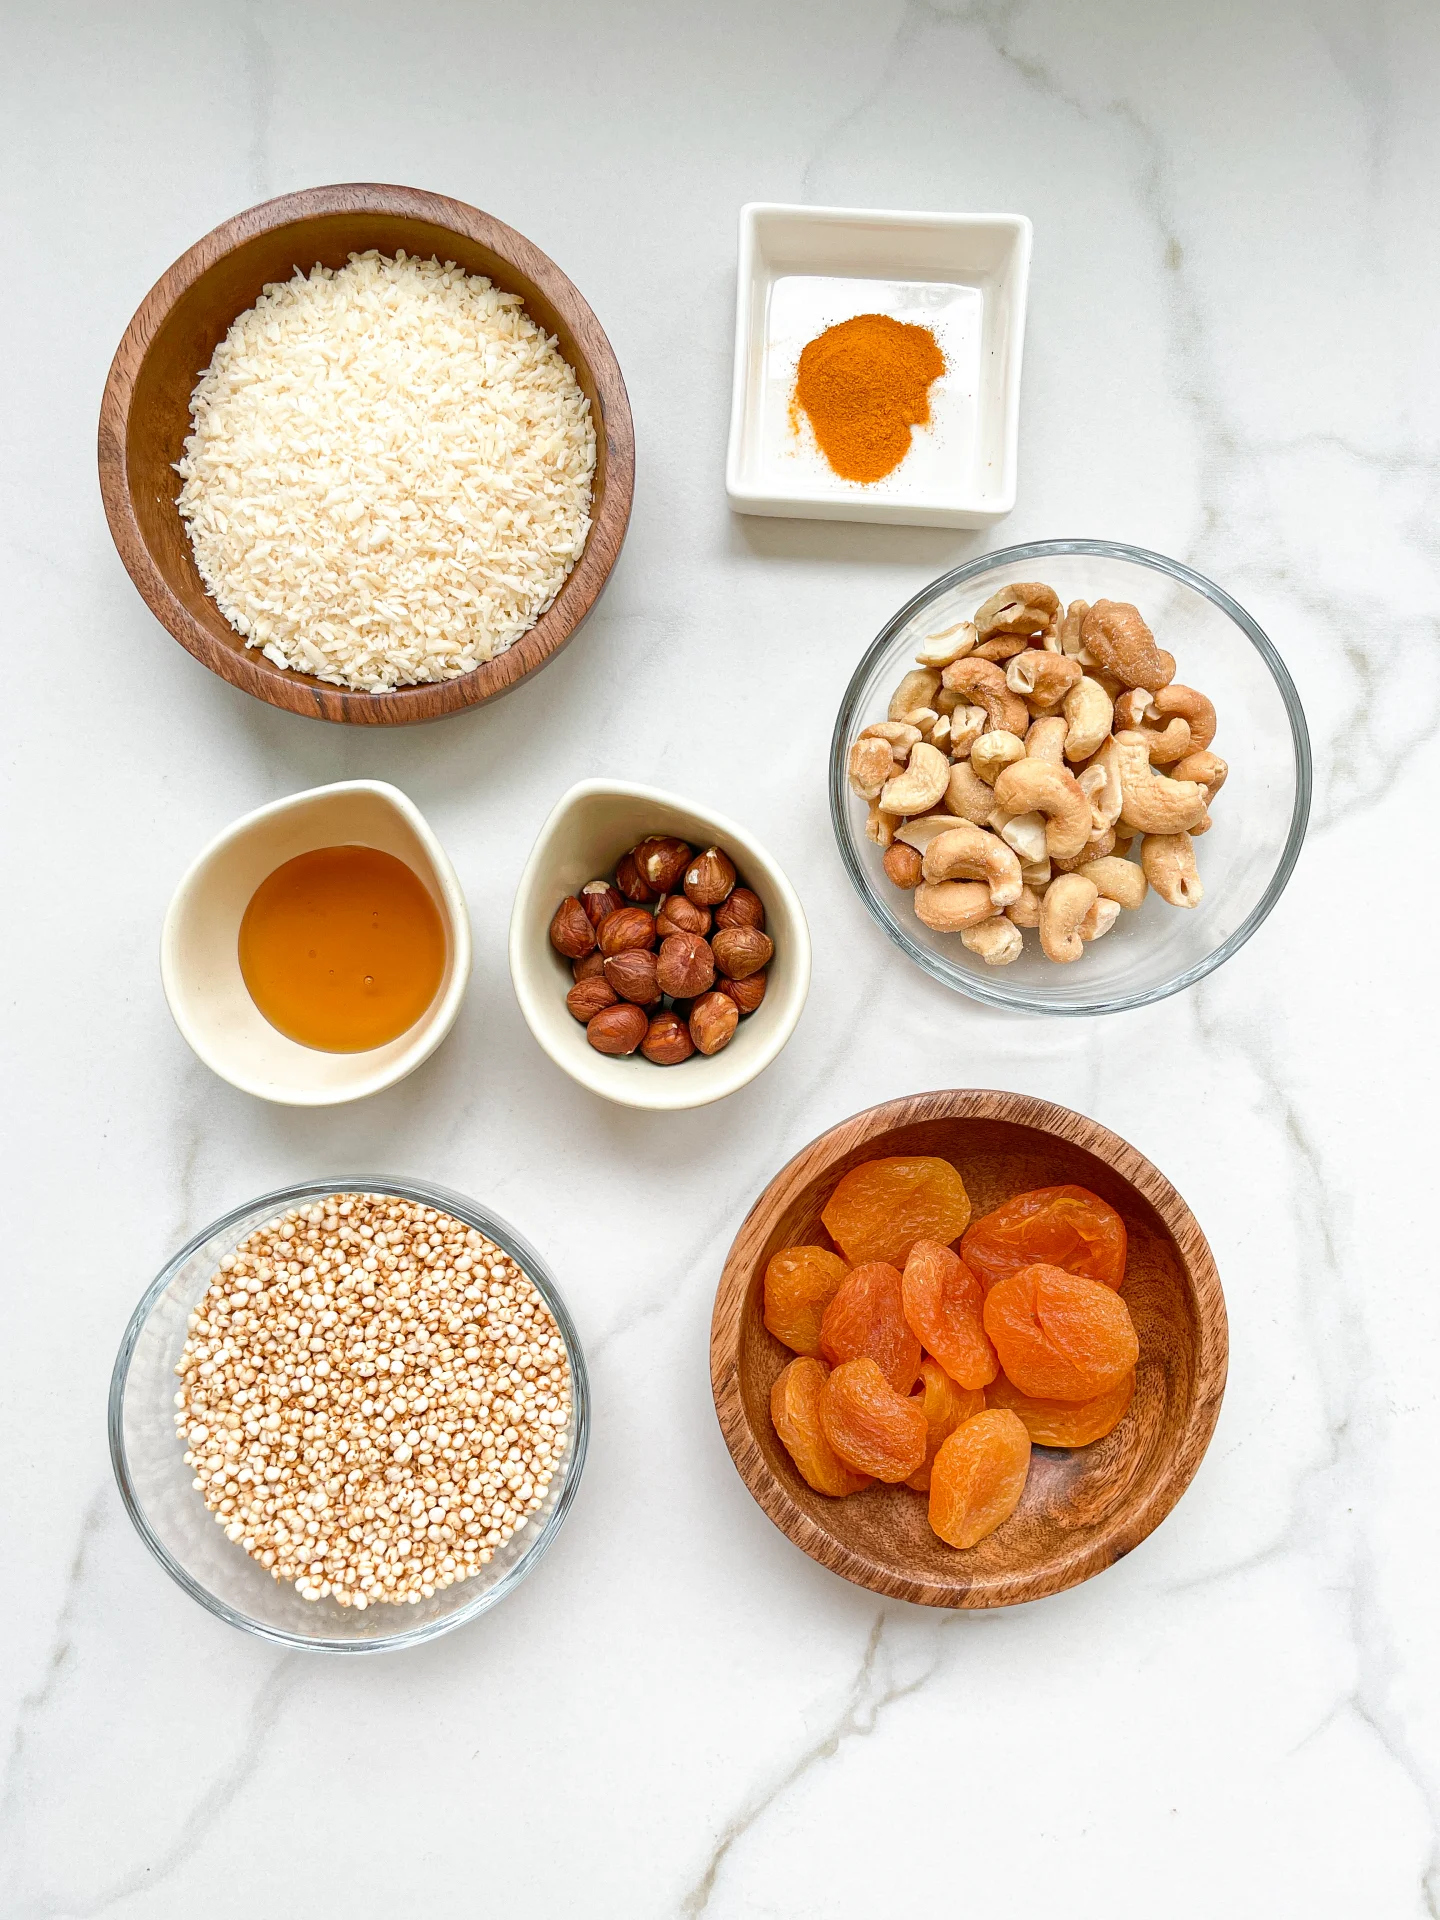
top-left (792, 313), bottom-right (944, 484)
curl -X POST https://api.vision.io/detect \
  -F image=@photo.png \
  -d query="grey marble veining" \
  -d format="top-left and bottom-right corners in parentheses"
top-left (2, 0), bottom-right (1438, 1914)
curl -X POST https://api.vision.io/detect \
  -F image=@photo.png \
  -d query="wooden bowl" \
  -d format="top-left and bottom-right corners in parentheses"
top-left (98, 183), bottom-right (635, 725)
top-left (710, 1090), bottom-right (1227, 1608)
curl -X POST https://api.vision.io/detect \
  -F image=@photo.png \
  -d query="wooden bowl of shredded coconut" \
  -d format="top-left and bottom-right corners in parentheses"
top-left (99, 183), bottom-right (634, 724)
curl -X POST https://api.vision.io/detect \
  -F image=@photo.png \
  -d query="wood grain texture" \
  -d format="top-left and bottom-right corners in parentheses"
top-left (97, 183), bottom-right (635, 725)
top-left (710, 1090), bottom-right (1227, 1609)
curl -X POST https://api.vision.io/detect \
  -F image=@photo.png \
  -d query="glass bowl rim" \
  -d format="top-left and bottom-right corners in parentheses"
top-left (108, 1174), bottom-right (591, 1655)
top-left (828, 536), bottom-right (1312, 1016)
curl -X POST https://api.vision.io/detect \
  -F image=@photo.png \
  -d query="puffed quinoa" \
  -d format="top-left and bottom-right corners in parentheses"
top-left (173, 1193), bottom-right (572, 1608)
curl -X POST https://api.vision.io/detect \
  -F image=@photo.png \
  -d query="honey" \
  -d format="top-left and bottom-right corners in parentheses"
top-left (238, 845), bottom-right (446, 1053)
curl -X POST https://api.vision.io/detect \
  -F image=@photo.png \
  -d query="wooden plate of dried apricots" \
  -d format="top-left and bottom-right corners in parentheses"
top-left (709, 1090), bottom-right (1227, 1608)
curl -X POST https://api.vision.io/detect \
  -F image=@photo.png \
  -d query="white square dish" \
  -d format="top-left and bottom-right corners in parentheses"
top-left (725, 203), bottom-right (1032, 528)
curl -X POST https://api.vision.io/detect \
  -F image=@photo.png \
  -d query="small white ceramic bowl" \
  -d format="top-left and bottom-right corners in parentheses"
top-left (161, 781), bottom-right (472, 1104)
top-left (725, 202), bottom-right (1032, 528)
top-left (510, 780), bottom-right (811, 1110)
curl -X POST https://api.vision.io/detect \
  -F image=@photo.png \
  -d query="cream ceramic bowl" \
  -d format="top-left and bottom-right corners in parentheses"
top-left (510, 780), bottom-right (811, 1110)
top-left (161, 781), bottom-right (472, 1104)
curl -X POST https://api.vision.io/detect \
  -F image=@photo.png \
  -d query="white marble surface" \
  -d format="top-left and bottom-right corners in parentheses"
top-left (3, 2), bottom-right (1438, 1913)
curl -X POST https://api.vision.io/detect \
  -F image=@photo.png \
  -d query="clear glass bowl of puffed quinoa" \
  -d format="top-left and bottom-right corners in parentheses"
top-left (829, 538), bottom-right (1311, 1015)
top-left (109, 1179), bottom-right (590, 1653)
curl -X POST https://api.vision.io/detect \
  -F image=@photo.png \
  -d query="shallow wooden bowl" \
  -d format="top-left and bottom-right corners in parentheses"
top-left (98, 183), bottom-right (635, 725)
top-left (710, 1090), bottom-right (1227, 1608)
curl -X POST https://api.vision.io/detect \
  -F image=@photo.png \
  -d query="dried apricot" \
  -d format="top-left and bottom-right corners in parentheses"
top-left (819, 1358), bottom-right (927, 1482)
top-left (818, 1262), bottom-right (921, 1394)
top-left (985, 1369), bottom-right (1135, 1447)
top-left (771, 1357), bottom-right (872, 1496)
top-left (982, 1263), bottom-right (1139, 1401)
top-left (961, 1184), bottom-right (1128, 1292)
top-left (763, 1245), bottom-right (850, 1356)
top-left (821, 1156), bottom-right (972, 1268)
top-left (928, 1410), bottom-right (1032, 1549)
top-left (905, 1356), bottom-right (985, 1491)
top-left (900, 1240), bottom-right (998, 1390)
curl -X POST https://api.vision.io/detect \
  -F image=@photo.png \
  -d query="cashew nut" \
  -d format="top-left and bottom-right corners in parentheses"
top-left (1079, 896), bottom-right (1121, 942)
top-left (1062, 676), bottom-right (1114, 761)
top-left (913, 621), bottom-right (977, 669)
top-left (1053, 825), bottom-right (1116, 872)
top-left (1131, 717), bottom-right (1193, 765)
top-left (996, 810), bottom-right (1049, 866)
top-left (1076, 855), bottom-right (1148, 911)
top-left (1078, 750), bottom-right (1123, 830)
top-left (899, 707), bottom-right (940, 738)
top-left (1141, 832), bottom-right (1203, 908)
top-left (961, 917), bottom-right (1024, 966)
top-left (1153, 684), bottom-right (1216, 753)
top-left (888, 667), bottom-right (941, 721)
top-left (864, 800), bottom-right (896, 848)
top-left (1112, 733), bottom-right (1208, 834)
top-left (1081, 600), bottom-right (1176, 691)
top-left (974, 633), bottom-right (1033, 662)
top-left (948, 705), bottom-right (988, 760)
top-left (1059, 599), bottom-right (1090, 657)
top-left (974, 582), bottom-right (1061, 643)
top-left (1113, 688), bottom-right (1157, 730)
top-left (879, 741), bottom-right (951, 817)
top-left (928, 713), bottom-right (952, 754)
top-left (1019, 854), bottom-right (1052, 888)
top-left (1007, 650), bottom-right (1082, 713)
top-left (1170, 749), bottom-right (1227, 801)
top-left (992, 759), bottom-right (1093, 861)
top-left (1025, 716), bottom-right (1069, 764)
top-left (945, 760), bottom-right (998, 826)
top-left (859, 720), bottom-right (921, 764)
top-left (894, 812), bottom-right (963, 853)
top-left (914, 880), bottom-right (1002, 932)
top-left (1039, 874), bottom-right (1100, 963)
top-left (971, 730), bottom-right (1027, 785)
top-left (921, 825), bottom-right (1023, 908)
top-left (847, 736), bottom-right (893, 799)
top-left (1005, 884), bottom-right (1046, 929)
top-left (941, 657), bottom-right (1031, 736)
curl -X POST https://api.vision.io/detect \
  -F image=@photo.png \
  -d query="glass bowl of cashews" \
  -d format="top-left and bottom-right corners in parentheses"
top-left (829, 538), bottom-right (1311, 1014)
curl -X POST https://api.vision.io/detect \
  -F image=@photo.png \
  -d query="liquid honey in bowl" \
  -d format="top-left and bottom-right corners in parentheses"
top-left (238, 845), bottom-right (446, 1053)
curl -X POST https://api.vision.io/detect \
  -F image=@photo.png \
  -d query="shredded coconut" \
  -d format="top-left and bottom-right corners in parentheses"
top-left (174, 250), bottom-right (596, 691)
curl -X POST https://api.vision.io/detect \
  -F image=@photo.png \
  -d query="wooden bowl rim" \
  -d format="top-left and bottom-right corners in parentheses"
top-left (97, 182), bottom-right (635, 726)
top-left (709, 1088), bottom-right (1228, 1609)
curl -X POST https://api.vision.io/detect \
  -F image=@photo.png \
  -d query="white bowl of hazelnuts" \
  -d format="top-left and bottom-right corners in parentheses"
top-left (509, 780), bottom-right (812, 1110)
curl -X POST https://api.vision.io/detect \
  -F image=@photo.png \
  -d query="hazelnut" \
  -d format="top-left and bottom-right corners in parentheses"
top-left (566, 976), bottom-right (618, 1022)
top-left (688, 990), bottom-right (739, 1056)
top-left (581, 879), bottom-right (625, 926)
top-left (883, 843), bottom-right (924, 889)
top-left (634, 835), bottom-right (693, 893)
top-left (614, 851), bottom-right (656, 903)
top-left (596, 906), bottom-right (658, 956)
top-left (602, 948), bottom-right (662, 1006)
top-left (711, 925), bottom-right (774, 981)
top-left (655, 893), bottom-right (712, 939)
top-left (656, 931), bottom-right (715, 998)
top-left (586, 1003), bottom-right (649, 1056)
top-left (683, 846), bottom-right (737, 907)
top-left (549, 895), bottom-right (596, 959)
top-left (719, 969), bottom-right (767, 1015)
top-left (641, 1010), bottom-right (695, 1066)
top-left (713, 887), bottom-right (764, 932)
top-left (572, 951), bottom-right (607, 982)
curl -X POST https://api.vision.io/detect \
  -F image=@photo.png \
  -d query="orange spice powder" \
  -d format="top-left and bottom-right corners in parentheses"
top-left (792, 313), bottom-right (945, 484)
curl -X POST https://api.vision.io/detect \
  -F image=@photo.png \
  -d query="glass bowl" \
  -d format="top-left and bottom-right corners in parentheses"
top-left (829, 539), bottom-right (1310, 1015)
top-left (109, 1177), bottom-right (590, 1654)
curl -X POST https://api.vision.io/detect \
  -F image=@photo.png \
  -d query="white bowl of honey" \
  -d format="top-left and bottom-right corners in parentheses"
top-left (161, 781), bottom-right (472, 1104)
